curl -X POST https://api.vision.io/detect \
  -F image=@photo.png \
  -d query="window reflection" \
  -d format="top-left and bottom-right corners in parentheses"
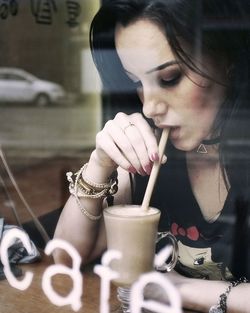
top-left (0, 1), bottom-right (101, 233)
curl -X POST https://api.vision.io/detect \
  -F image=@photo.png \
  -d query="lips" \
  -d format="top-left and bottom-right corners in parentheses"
top-left (169, 127), bottom-right (182, 141)
top-left (155, 123), bottom-right (179, 131)
top-left (154, 123), bottom-right (180, 140)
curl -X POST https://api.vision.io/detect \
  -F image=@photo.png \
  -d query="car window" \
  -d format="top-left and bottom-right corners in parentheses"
top-left (6, 73), bottom-right (27, 81)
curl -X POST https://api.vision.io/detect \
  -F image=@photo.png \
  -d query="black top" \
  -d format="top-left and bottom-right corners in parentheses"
top-left (133, 143), bottom-right (250, 280)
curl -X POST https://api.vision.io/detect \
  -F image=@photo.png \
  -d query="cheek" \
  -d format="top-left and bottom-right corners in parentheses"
top-left (180, 78), bottom-right (220, 114)
top-left (172, 83), bottom-right (208, 115)
top-left (189, 90), bottom-right (208, 110)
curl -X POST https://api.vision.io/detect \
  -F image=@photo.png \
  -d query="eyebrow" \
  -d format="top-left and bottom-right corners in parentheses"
top-left (145, 60), bottom-right (179, 74)
top-left (124, 60), bottom-right (180, 77)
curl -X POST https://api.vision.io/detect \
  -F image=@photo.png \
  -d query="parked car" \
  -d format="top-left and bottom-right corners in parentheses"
top-left (0, 67), bottom-right (67, 106)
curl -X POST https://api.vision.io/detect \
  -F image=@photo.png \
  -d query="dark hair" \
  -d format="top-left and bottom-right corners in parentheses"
top-left (90, 0), bottom-right (250, 191)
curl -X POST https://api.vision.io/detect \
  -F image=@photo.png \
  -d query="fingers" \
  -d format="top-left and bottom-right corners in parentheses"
top-left (101, 118), bottom-right (149, 174)
top-left (129, 113), bottom-right (159, 162)
top-left (114, 113), bottom-right (158, 174)
top-left (96, 130), bottom-right (136, 172)
top-left (95, 112), bottom-right (160, 175)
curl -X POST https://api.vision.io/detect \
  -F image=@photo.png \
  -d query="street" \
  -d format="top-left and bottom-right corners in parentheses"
top-left (0, 101), bottom-right (101, 160)
top-left (0, 101), bottom-right (102, 222)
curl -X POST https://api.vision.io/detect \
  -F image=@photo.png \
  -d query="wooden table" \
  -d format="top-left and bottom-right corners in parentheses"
top-left (0, 255), bottom-right (198, 313)
top-left (0, 255), bottom-right (120, 313)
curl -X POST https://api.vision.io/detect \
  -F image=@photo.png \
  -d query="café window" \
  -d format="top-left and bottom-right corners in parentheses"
top-left (1, 2), bottom-right (250, 313)
top-left (0, 0), bottom-right (101, 243)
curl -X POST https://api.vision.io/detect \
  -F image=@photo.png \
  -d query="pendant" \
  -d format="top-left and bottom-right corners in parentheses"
top-left (196, 144), bottom-right (208, 154)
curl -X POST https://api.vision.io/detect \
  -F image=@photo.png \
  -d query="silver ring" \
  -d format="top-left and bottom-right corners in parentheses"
top-left (123, 122), bottom-right (135, 132)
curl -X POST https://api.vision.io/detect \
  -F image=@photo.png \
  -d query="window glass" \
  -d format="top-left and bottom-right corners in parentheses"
top-left (0, 0), bottom-right (101, 228)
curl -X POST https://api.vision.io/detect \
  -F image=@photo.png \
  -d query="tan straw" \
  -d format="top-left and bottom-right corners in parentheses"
top-left (141, 128), bottom-right (169, 210)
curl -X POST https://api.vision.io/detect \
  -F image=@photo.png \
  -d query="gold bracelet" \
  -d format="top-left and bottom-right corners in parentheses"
top-left (66, 170), bottom-right (102, 221)
top-left (66, 163), bottom-right (118, 220)
top-left (79, 163), bottom-right (113, 190)
top-left (66, 163), bottom-right (118, 199)
top-left (71, 163), bottom-right (118, 198)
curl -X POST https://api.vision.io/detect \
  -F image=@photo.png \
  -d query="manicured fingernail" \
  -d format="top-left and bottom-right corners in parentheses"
top-left (128, 166), bottom-right (137, 174)
top-left (150, 153), bottom-right (159, 162)
top-left (138, 168), bottom-right (147, 176)
top-left (143, 164), bottom-right (152, 175)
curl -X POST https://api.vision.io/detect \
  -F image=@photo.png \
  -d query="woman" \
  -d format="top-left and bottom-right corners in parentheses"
top-left (54, 0), bottom-right (250, 311)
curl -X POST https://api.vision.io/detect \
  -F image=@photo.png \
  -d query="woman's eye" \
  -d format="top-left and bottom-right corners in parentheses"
top-left (159, 72), bottom-right (182, 87)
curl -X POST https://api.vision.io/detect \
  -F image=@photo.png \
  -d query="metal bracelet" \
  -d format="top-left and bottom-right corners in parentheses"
top-left (209, 277), bottom-right (248, 313)
top-left (66, 163), bottom-right (118, 199)
top-left (65, 163), bottom-right (118, 221)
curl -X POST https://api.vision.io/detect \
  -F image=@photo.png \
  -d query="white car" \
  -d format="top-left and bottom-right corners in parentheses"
top-left (0, 67), bottom-right (67, 106)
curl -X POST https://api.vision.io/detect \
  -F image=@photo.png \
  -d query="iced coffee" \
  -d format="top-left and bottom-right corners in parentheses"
top-left (103, 205), bottom-right (161, 287)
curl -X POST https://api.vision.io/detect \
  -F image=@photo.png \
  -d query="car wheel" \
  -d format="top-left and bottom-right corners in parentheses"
top-left (35, 93), bottom-right (51, 107)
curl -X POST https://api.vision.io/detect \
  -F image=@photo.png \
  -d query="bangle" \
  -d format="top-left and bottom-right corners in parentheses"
top-left (209, 277), bottom-right (248, 313)
top-left (66, 163), bottom-right (118, 221)
top-left (79, 164), bottom-right (114, 190)
top-left (67, 163), bottom-right (118, 199)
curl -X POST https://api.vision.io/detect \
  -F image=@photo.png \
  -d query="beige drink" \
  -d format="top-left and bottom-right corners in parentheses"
top-left (103, 205), bottom-right (161, 287)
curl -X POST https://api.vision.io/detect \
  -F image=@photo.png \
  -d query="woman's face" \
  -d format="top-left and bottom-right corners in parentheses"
top-left (115, 19), bottom-right (227, 151)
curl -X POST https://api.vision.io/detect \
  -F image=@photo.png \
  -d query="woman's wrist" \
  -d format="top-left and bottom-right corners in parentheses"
top-left (65, 151), bottom-right (118, 221)
top-left (85, 150), bottom-right (118, 183)
top-left (179, 277), bottom-right (228, 312)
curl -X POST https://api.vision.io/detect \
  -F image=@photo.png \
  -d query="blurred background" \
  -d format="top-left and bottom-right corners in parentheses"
top-left (0, 0), bottom-right (103, 244)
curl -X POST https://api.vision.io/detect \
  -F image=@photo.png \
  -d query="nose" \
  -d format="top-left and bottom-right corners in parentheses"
top-left (141, 85), bottom-right (167, 119)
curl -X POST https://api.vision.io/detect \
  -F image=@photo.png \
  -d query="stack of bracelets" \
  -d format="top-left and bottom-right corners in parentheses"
top-left (66, 163), bottom-right (118, 221)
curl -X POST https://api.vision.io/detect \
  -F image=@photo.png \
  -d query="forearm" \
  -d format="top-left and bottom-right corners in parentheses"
top-left (53, 151), bottom-right (117, 266)
top-left (53, 196), bottom-right (104, 265)
top-left (53, 112), bottom-right (158, 266)
top-left (179, 277), bottom-right (250, 313)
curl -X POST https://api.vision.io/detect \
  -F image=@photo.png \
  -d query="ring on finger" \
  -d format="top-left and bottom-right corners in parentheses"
top-left (123, 121), bottom-right (135, 133)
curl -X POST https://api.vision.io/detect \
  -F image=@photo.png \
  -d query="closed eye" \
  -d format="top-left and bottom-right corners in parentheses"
top-left (158, 72), bottom-right (182, 87)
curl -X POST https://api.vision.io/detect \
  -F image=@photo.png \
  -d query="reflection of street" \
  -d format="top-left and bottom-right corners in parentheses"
top-left (0, 67), bottom-right (67, 106)
top-left (0, 102), bottom-right (101, 159)
top-left (0, 101), bottom-right (101, 225)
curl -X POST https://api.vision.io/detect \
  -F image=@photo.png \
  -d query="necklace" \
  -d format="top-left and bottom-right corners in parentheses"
top-left (196, 136), bottom-right (220, 154)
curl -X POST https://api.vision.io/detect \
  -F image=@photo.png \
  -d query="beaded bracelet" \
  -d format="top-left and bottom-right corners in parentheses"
top-left (209, 277), bottom-right (248, 313)
top-left (66, 163), bottom-right (118, 221)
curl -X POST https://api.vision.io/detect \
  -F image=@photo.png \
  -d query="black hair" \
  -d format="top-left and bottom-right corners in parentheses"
top-left (90, 0), bottom-right (250, 192)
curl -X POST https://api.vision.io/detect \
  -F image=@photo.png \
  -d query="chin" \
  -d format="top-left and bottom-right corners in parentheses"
top-left (171, 139), bottom-right (198, 152)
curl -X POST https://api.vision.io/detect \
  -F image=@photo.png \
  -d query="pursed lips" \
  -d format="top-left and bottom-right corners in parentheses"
top-left (154, 122), bottom-right (179, 130)
top-left (154, 125), bottom-right (181, 140)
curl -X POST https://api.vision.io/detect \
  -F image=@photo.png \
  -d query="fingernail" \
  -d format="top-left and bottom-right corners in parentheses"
top-left (138, 168), bottom-right (147, 176)
top-left (161, 155), bottom-right (167, 164)
top-left (150, 153), bottom-right (159, 162)
top-left (143, 164), bottom-right (152, 175)
top-left (128, 166), bottom-right (137, 174)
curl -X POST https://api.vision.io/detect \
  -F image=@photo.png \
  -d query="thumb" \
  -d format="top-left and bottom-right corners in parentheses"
top-left (161, 154), bottom-right (167, 164)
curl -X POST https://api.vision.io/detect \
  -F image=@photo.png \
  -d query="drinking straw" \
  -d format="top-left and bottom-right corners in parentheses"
top-left (141, 128), bottom-right (169, 210)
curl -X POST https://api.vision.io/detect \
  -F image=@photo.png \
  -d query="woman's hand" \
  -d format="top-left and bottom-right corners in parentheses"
top-left (94, 112), bottom-right (159, 175)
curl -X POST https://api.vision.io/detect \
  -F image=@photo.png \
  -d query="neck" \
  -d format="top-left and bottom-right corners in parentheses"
top-left (202, 136), bottom-right (220, 145)
top-left (188, 145), bottom-right (220, 164)
top-left (194, 135), bottom-right (220, 157)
